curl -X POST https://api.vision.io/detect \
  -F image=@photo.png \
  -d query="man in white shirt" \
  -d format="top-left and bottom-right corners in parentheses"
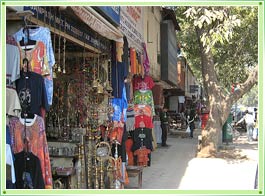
top-left (236, 110), bottom-right (255, 142)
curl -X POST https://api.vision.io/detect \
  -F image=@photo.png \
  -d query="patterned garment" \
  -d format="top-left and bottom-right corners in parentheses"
top-left (135, 115), bottom-right (153, 129)
top-left (133, 90), bottom-right (155, 115)
top-left (13, 27), bottom-right (55, 106)
top-left (142, 43), bottom-right (150, 75)
top-left (133, 75), bottom-right (155, 91)
top-left (16, 71), bottom-right (49, 116)
top-left (9, 116), bottom-right (52, 189)
top-left (134, 104), bottom-right (153, 117)
top-left (112, 86), bottom-right (128, 122)
top-left (18, 41), bottom-right (50, 76)
top-left (134, 147), bottom-right (151, 167)
top-left (131, 128), bottom-right (153, 152)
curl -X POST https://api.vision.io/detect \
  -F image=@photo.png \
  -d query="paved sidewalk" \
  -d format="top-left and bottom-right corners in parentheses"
top-left (126, 129), bottom-right (259, 190)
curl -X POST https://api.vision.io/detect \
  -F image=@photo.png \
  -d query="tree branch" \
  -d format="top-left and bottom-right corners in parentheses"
top-left (226, 65), bottom-right (258, 104)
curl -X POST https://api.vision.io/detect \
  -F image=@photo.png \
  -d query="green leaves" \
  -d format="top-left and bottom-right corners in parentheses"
top-left (176, 6), bottom-right (258, 91)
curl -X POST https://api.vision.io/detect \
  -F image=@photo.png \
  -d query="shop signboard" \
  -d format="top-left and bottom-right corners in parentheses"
top-left (190, 85), bottom-right (199, 93)
top-left (120, 6), bottom-right (144, 52)
top-left (72, 6), bottom-right (123, 41)
top-left (23, 6), bottom-right (109, 51)
top-left (96, 6), bottom-right (120, 26)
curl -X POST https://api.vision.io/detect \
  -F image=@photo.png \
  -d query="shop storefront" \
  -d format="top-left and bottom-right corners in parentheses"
top-left (5, 5), bottom-right (157, 190)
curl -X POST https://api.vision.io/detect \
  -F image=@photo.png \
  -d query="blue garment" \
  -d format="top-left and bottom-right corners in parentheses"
top-left (111, 61), bottom-right (128, 98)
top-left (13, 27), bottom-right (55, 106)
top-left (112, 86), bottom-right (128, 122)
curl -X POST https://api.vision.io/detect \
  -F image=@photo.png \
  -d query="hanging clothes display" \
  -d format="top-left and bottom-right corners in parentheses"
top-left (9, 115), bottom-right (52, 189)
top-left (130, 74), bottom-right (155, 166)
top-left (13, 26), bottom-right (55, 106)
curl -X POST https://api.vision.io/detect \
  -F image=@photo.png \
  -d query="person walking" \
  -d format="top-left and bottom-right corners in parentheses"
top-left (160, 107), bottom-right (169, 147)
top-left (187, 109), bottom-right (196, 138)
top-left (236, 110), bottom-right (255, 142)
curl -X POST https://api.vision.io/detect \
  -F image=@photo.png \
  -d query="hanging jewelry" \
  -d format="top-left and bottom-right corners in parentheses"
top-left (57, 11), bottom-right (62, 73)
top-left (63, 37), bottom-right (66, 74)
top-left (97, 54), bottom-right (104, 94)
top-left (52, 10), bottom-right (57, 78)
top-left (63, 18), bottom-right (66, 74)
top-left (82, 42), bottom-right (86, 72)
top-left (92, 51), bottom-right (98, 89)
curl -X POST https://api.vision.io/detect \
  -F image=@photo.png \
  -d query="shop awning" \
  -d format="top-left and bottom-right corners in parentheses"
top-left (71, 6), bottom-right (123, 42)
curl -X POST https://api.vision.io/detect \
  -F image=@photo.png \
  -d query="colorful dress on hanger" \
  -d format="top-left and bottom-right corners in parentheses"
top-left (134, 90), bottom-right (155, 115)
top-left (18, 41), bottom-right (50, 76)
top-left (134, 104), bottom-right (153, 129)
top-left (133, 75), bottom-right (155, 91)
top-left (134, 146), bottom-right (151, 167)
top-left (9, 115), bottom-right (52, 189)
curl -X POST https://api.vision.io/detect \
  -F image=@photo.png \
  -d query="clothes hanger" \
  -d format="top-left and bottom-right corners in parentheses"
top-left (20, 16), bottom-right (37, 49)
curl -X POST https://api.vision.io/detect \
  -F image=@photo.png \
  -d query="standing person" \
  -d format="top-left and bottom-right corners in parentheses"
top-left (160, 107), bottom-right (169, 147)
top-left (253, 108), bottom-right (258, 141)
top-left (187, 109), bottom-right (196, 138)
top-left (236, 110), bottom-right (255, 142)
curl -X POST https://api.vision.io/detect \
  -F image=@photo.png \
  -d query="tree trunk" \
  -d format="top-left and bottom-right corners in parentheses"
top-left (195, 27), bottom-right (258, 158)
top-left (196, 28), bottom-right (231, 157)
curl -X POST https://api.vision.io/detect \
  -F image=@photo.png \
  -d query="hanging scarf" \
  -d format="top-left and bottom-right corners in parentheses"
top-left (142, 43), bottom-right (150, 75)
